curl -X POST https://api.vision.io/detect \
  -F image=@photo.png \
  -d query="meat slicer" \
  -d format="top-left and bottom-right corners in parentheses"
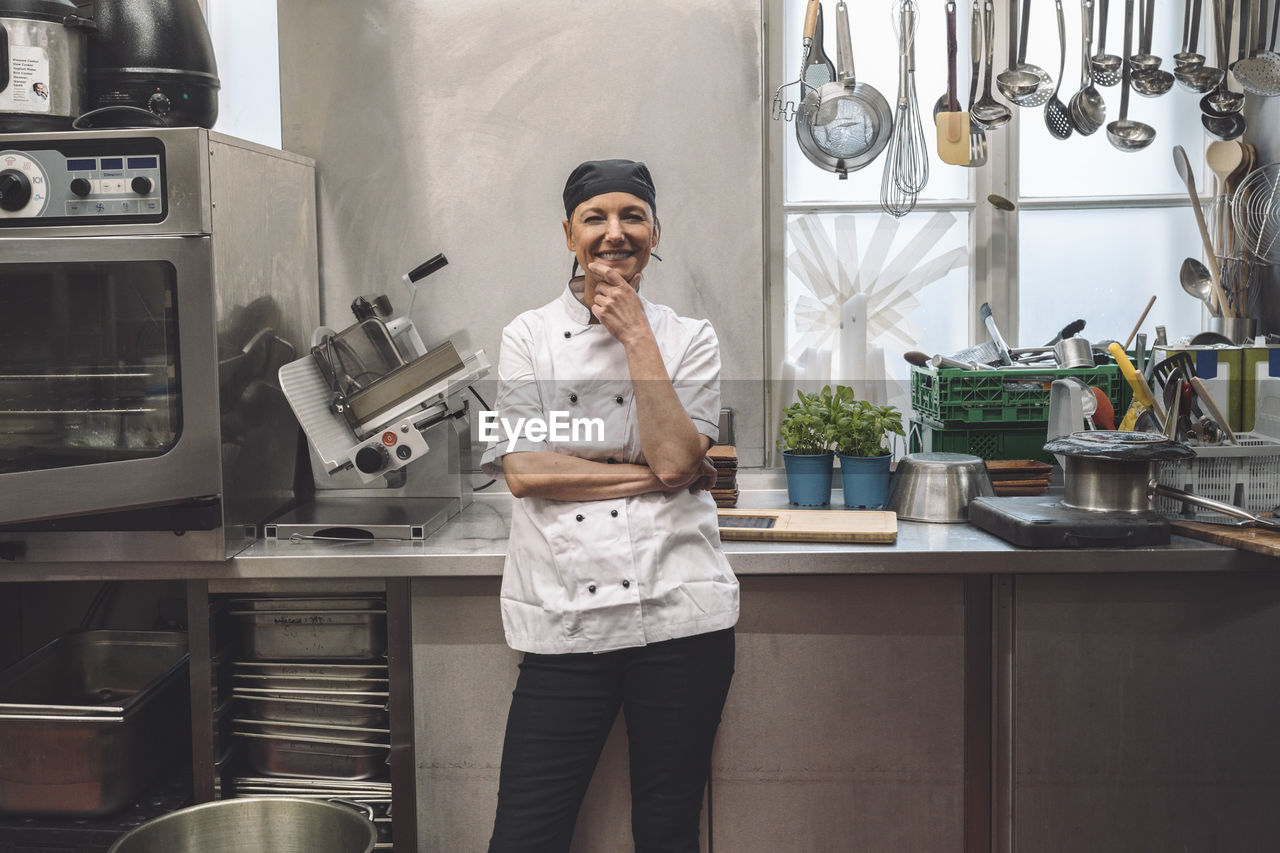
top-left (273, 255), bottom-right (489, 540)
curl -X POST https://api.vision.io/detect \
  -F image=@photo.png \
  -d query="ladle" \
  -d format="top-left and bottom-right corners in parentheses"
top-left (1131, 0), bottom-right (1175, 95)
top-left (1176, 0), bottom-right (1226, 93)
top-left (1069, 0), bottom-right (1107, 134)
top-left (997, 0), bottom-right (1044, 100)
top-left (1233, 0), bottom-right (1280, 96)
top-left (1106, 0), bottom-right (1156, 151)
top-left (1201, 0), bottom-right (1246, 115)
top-left (1091, 0), bottom-right (1124, 85)
top-left (1044, 0), bottom-right (1075, 137)
top-left (1173, 145), bottom-right (1234, 318)
top-left (1004, 0), bottom-right (1055, 106)
top-left (971, 0), bottom-right (1012, 128)
top-left (1128, 0), bottom-right (1162, 69)
top-left (1174, 0), bottom-right (1206, 67)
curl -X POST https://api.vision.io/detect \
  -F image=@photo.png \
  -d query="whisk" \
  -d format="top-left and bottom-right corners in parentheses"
top-left (881, 0), bottom-right (929, 217)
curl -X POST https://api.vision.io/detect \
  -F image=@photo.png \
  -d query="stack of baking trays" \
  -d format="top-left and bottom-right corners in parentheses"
top-left (227, 595), bottom-right (392, 849)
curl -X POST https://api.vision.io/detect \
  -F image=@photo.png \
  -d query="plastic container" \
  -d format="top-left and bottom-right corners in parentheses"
top-left (1154, 433), bottom-right (1280, 520)
top-left (910, 364), bottom-right (1125, 427)
top-left (908, 420), bottom-right (1054, 464)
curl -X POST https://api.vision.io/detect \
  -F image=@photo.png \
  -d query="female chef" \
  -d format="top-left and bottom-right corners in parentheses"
top-left (481, 159), bottom-right (739, 853)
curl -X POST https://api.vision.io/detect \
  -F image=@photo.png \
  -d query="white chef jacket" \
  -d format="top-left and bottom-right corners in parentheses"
top-left (480, 279), bottom-right (739, 654)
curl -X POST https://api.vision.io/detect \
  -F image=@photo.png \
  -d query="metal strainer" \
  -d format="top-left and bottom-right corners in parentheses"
top-left (1231, 163), bottom-right (1280, 263)
top-left (795, 0), bottom-right (892, 178)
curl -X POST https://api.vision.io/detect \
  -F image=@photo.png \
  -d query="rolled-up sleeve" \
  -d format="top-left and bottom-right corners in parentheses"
top-left (480, 320), bottom-right (549, 478)
top-left (672, 320), bottom-right (721, 442)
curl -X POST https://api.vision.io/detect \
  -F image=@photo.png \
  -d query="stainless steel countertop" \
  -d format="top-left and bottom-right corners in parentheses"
top-left (5, 473), bottom-right (1274, 582)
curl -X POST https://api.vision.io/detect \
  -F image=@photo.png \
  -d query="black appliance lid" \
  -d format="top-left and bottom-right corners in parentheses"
top-left (1043, 430), bottom-right (1195, 462)
top-left (0, 0), bottom-right (83, 23)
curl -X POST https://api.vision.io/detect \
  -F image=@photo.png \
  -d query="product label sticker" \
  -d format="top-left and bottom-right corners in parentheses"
top-left (0, 44), bottom-right (51, 113)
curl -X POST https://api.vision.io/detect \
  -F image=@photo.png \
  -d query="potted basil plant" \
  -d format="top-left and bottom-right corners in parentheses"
top-left (776, 386), bottom-right (840, 506)
top-left (831, 388), bottom-right (905, 509)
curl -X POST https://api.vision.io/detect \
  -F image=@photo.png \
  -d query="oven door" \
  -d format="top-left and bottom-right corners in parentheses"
top-left (0, 236), bottom-right (219, 524)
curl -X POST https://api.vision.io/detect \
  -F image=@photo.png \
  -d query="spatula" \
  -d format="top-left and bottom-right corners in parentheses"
top-left (937, 1), bottom-right (972, 165)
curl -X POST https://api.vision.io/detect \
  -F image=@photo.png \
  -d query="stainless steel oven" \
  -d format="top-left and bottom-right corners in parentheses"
top-left (0, 128), bottom-right (318, 561)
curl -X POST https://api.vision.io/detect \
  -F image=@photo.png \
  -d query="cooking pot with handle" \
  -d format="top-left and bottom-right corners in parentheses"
top-left (0, 0), bottom-right (93, 131)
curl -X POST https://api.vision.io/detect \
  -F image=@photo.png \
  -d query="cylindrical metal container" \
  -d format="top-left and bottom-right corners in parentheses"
top-left (1061, 455), bottom-right (1158, 513)
top-left (1052, 337), bottom-right (1094, 369)
top-left (887, 452), bottom-right (995, 523)
top-left (107, 798), bottom-right (377, 853)
top-left (0, 0), bottom-right (93, 131)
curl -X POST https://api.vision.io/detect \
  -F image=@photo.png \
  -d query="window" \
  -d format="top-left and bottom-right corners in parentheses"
top-left (769, 0), bottom-right (1210, 453)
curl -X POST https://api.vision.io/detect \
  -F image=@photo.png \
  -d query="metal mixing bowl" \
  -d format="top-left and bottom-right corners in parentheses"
top-left (887, 452), bottom-right (995, 523)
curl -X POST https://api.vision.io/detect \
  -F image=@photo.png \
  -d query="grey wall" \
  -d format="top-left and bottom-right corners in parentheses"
top-left (276, 0), bottom-right (767, 465)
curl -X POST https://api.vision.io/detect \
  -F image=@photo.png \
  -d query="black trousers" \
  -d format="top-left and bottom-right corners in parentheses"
top-left (488, 627), bottom-right (735, 853)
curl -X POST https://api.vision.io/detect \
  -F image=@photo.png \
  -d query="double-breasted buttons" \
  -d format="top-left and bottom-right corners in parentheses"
top-left (622, 580), bottom-right (631, 589)
top-left (588, 584), bottom-right (597, 594)
top-left (563, 331), bottom-right (571, 338)
top-left (568, 393), bottom-right (578, 403)
top-left (615, 395), bottom-right (625, 405)
top-left (610, 509), bottom-right (618, 517)
top-left (575, 514), bottom-right (585, 522)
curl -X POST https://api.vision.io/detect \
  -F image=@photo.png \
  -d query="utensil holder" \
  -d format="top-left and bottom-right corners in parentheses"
top-left (1207, 316), bottom-right (1259, 344)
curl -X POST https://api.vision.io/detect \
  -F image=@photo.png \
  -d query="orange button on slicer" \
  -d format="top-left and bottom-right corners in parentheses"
top-left (381, 431), bottom-right (398, 446)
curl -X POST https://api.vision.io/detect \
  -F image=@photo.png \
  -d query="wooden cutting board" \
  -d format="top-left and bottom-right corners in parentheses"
top-left (1170, 520), bottom-right (1280, 557)
top-left (717, 508), bottom-right (898, 543)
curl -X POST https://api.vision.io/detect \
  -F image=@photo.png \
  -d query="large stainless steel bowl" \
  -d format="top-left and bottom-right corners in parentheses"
top-left (887, 452), bottom-right (995, 523)
top-left (107, 797), bottom-right (377, 853)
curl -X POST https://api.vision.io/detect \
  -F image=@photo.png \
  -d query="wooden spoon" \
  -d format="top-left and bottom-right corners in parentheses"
top-left (1173, 144), bottom-right (1234, 318)
top-left (1206, 140), bottom-right (1245, 253)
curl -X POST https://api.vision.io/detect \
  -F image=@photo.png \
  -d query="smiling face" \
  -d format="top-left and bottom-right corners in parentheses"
top-left (562, 192), bottom-right (660, 289)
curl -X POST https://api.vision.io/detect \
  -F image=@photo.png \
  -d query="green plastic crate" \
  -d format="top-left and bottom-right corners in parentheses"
top-left (908, 420), bottom-right (1055, 464)
top-left (910, 364), bottom-right (1125, 427)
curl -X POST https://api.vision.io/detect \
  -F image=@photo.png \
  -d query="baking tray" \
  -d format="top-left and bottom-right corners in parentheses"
top-left (231, 609), bottom-right (387, 660)
top-left (234, 730), bottom-right (390, 780)
top-left (0, 630), bottom-right (190, 817)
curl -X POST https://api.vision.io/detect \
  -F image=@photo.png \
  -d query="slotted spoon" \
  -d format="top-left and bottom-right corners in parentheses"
top-left (1044, 0), bottom-right (1074, 137)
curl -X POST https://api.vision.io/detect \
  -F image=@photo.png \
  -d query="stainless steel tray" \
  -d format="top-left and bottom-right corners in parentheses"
top-left (233, 716), bottom-right (389, 743)
top-left (235, 730), bottom-right (390, 780)
top-left (233, 693), bottom-right (390, 728)
top-left (0, 630), bottom-right (190, 817)
top-left (231, 609), bottom-right (387, 660)
top-left (233, 673), bottom-right (389, 692)
top-left (228, 596), bottom-right (385, 612)
top-left (232, 661), bottom-right (388, 679)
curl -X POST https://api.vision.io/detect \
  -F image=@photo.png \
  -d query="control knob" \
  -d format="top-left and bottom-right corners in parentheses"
top-left (0, 170), bottom-right (31, 211)
top-left (131, 176), bottom-right (153, 195)
top-left (354, 445), bottom-right (388, 475)
top-left (148, 92), bottom-right (172, 116)
top-left (70, 177), bottom-right (92, 197)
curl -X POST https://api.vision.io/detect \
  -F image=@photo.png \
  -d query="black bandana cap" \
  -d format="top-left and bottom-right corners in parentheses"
top-left (562, 159), bottom-right (657, 220)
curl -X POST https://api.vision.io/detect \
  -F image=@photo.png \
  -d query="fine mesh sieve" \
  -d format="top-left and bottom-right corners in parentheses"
top-left (795, 0), bottom-right (892, 176)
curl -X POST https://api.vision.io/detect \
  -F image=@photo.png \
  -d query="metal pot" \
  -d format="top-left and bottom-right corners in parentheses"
top-left (82, 0), bottom-right (219, 128)
top-left (1045, 431), bottom-right (1195, 513)
top-left (0, 0), bottom-right (94, 131)
top-left (107, 797), bottom-right (377, 853)
top-left (887, 452), bottom-right (994, 522)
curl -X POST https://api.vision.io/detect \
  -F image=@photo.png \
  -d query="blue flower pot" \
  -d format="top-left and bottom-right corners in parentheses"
top-left (782, 451), bottom-right (834, 507)
top-left (838, 453), bottom-right (892, 509)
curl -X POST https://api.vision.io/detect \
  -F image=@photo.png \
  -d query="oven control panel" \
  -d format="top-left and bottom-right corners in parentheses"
top-left (0, 137), bottom-right (166, 225)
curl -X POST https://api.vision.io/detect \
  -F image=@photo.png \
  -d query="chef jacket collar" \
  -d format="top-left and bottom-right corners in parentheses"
top-left (557, 277), bottom-right (655, 336)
